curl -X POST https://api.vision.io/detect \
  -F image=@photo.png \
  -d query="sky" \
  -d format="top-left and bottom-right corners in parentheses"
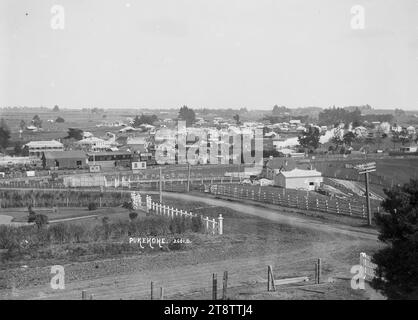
top-left (0, 0), bottom-right (417, 110)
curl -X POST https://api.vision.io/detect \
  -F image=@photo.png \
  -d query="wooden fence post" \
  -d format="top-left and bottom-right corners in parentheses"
top-left (267, 265), bottom-right (276, 292)
top-left (82, 290), bottom-right (87, 300)
top-left (160, 287), bottom-right (164, 300)
top-left (212, 273), bottom-right (217, 300)
top-left (151, 281), bottom-right (154, 300)
top-left (316, 259), bottom-right (322, 284)
top-left (222, 271), bottom-right (228, 300)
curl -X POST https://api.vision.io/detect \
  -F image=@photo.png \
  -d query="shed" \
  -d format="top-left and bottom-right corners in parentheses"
top-left (42, 151), bottom-right (88, 169)
top-left (274, 168), bottom-right (323, 191)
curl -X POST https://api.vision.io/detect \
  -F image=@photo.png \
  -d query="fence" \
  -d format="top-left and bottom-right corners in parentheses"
top-left (202, 184), bottom-right (381, 219)
top-left (0, 175), bottom-right (241, 190)
top-left (0, 189), bottom-right (130, 209)
top-left (130, 192), bottom-right (223, 235)
top-left (360, 252), bottom-right (377, 281)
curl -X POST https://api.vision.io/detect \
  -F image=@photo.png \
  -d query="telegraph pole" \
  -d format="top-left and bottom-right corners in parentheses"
top-left (187, 163), bottom-right (191, 192)
top-left (355, 162), bottom-right (376, 226)
top-left (364, 172), bottom-right (372, 226)
top-left (159, 166), bottom-right (163, 203)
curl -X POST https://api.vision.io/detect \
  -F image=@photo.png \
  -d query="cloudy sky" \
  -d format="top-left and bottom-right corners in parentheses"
top-left (0, 0), bottom-right (417, 110)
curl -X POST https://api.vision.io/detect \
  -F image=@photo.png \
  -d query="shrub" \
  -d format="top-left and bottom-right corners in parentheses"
top-left (49, 223), bottom-right (69, 244)
top-left (168, 239), bottom-right (187, 251)
top-left (34, 214), bottom-right (48, 228)
top-left (88, 202), bottom-right (98, 211)
top-left (122, 201), bottom-right (134, 210)
top-left (129, 211), bottom-right (138, 221)
top-left (191, 216), bottom-right (203, 232)
top-left (67, 224), bottom-right (87, 243)
top-left (28, 205), bottom-right (36, 223)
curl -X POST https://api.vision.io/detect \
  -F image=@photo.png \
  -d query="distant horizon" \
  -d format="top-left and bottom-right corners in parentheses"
top-left (1, 105), bottom-right (418, 113)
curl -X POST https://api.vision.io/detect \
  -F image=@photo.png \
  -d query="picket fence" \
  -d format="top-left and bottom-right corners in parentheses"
top-left (204, 184), bottom-right (380, 219)
top-left (130, 192), bottom-right (223, 235)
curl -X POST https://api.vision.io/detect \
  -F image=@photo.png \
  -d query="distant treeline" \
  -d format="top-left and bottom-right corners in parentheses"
top-left (318, 107), bottom-right (394, 127)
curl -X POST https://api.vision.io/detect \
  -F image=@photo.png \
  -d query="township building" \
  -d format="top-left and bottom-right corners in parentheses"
top-left (25, 140), bottom-right (64, 157)
top-left (42, 151), bottom-right (88, 169)
top-left (87, 151), bottom-right (133, 169)
top-left (274, 168), bottom-right (323, 191)
top-left (264, 158), bottom-right (297, 179)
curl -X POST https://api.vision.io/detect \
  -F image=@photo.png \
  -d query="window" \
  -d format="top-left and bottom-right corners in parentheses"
top-left (309, 182), bottom-right (314, 186)
top-left (76, 161), bottom-right (82, 166)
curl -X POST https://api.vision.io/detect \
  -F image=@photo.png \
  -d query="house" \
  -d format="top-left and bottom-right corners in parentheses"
top-left (77, 137), bottom-right (116, 152)
top-left (406, 126), bottom-right (416, 135)
top-left (264, 158), bottom-right (297, 179)
top-left (126, 136), bottom-right (149, 154)
top-left (42, 151), bottom-right (88, 169)
top-left (400, 146), bottom-right (418, 153)
top-left (25, 140), bottom-right (64, 157)
top-left (274, 168), bottom-right (323, 191)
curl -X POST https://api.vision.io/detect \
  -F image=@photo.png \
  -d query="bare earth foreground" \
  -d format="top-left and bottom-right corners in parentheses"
top-left (0, 192), bottom-right (384, 300)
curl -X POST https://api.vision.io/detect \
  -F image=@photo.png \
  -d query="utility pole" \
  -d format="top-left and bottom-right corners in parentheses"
top-left (355, 162), bottom-right (376, 226)
top-left (364, 172), bottom-right (372, 226)
top-left (159, 166), bottom-right (163, 203)
top-left (187, 163), bottom-right (191, 192)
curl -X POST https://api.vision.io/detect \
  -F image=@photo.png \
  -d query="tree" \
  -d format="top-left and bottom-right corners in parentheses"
top-left (371, 179), bottom-right (418, 299)
top-left (52, 105), bottom-right (60, 112)
top-left (298, 126), bottom-right (320, 152)
top-left (0, 119), bottom-right (10, 150)
top-left (65, 128), bottom-right (84, 140)
top-left (343, 131), bottom-right (356, 146)
top-left (132, 114), bottom-right (158, 128)
top-left (19, 120), bottom-right (26, 131)
top-left (233, 114), bottom-right (241, 125)
top-left (391, 131), bottom-right (401, 149)
top-left (331, 127), bottom-right (344, 150)
top-left (318, 107), bottom-right (361, 127)
top-left (272, 105), bottom-right (289, 115)
top-left (55, 117), bottom-right (65, 123)
top-left (394, 108), bottom-right (405, 117)
top-left (178, 106), bottom-right (196, 126)
top-left (32, 115), bottom-right (42, 128)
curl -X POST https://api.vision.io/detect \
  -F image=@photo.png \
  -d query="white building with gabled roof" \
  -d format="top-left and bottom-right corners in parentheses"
top-left (25, 140), bottom-right (64, 157)
top-left (274, 168), bottom-right (323, 191)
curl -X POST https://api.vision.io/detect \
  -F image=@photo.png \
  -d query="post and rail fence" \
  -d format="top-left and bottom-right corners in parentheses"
top-left (201, 184), bottom-right (381, 219)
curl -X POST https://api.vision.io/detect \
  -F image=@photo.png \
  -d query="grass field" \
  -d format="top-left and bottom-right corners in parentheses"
top-left (312, 158), bottom-right (418, 187)
top-left (1, 109), bottom-right (132, 142)
top-left (1, 206), bottom-right (139, 226)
